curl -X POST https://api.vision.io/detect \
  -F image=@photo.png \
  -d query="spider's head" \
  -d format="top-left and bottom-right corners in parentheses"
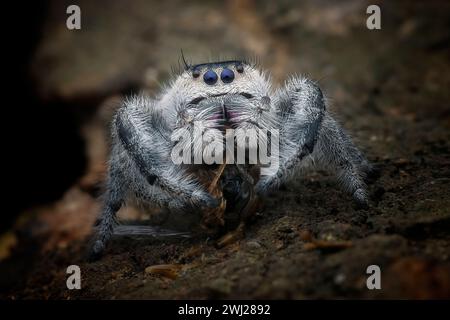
top-left (164, 60), bottom-right (276, 132)
top-left (164, 60), bottom-right (278, 167)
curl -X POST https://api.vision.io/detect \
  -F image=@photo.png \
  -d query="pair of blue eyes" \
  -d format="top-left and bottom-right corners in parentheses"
top-left (202, 68), bottom-right (234, 85)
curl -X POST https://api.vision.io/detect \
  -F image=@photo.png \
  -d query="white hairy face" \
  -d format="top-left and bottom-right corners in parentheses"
top-left (159, 61), bottom-right (276, 131)
top-left (158, 61), bottom-right (279, 165)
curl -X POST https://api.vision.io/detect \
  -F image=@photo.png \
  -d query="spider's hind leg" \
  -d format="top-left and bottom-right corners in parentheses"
top-left (88, 166), bottom-right (125, 261)
top-left (312, 114), bottom-right (370, 209)
top-left (341, 132), bottom-right (379, 184)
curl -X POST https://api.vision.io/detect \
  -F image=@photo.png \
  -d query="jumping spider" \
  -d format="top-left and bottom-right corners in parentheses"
top-left (90, 59), bottom-right (375, 259)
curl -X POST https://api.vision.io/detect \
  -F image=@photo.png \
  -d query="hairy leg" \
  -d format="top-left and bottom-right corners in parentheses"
top-left (256, 76), bottom-right (370, 207)
top-left (312, 114), bottom-right (369, 208)
top-left (114, 97), bottom-right (218, 208)
top-left (256, 76), bottom-right (326, 193)
top-left (89, 96), bottom-right (220, 260)
top-left (88, 166), bottom-right (125, 260)
top-left (89, 143), bottom-right (192, 260)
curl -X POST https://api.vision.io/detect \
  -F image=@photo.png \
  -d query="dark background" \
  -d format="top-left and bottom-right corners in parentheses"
top-left (1, 0), bottom-right (449, 299)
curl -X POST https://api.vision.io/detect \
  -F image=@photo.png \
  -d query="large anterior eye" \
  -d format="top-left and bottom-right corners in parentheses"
top-left (203, 70), bottom-right (218, 85)
top-left (220, 68), bottom-right (235, 83)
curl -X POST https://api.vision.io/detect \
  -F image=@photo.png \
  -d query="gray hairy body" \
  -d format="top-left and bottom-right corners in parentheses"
top-left (90, 60), bottom-right (375, 259)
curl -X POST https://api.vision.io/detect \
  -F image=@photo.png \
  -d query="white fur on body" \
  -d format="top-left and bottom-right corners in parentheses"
top-left (91, 62), bottom-right (372, 258)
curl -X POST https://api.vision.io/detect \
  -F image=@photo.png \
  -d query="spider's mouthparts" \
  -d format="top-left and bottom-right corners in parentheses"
top-left (208, 104), bottom-right (240, 128)
top-left (222, 103), bottom-right (229, 122)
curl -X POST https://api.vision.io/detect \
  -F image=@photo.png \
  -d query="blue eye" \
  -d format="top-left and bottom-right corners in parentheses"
top-left (203, 70), bottom-right (218, 85)
top-left (221, 68), bottom-right (235, 83)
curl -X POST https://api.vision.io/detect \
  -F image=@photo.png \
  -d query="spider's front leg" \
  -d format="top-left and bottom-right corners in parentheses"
top-left (256, 77), bottom-right (371, 208)
top-left (89, 99), bottom-right (219, 260)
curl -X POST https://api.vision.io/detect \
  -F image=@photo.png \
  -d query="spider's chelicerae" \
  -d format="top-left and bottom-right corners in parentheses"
top-left (91, 59), bottom-right (376, 258)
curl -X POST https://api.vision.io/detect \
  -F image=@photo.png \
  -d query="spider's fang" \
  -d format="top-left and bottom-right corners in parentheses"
top-left (222, 103), bottom-right (228, 122)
